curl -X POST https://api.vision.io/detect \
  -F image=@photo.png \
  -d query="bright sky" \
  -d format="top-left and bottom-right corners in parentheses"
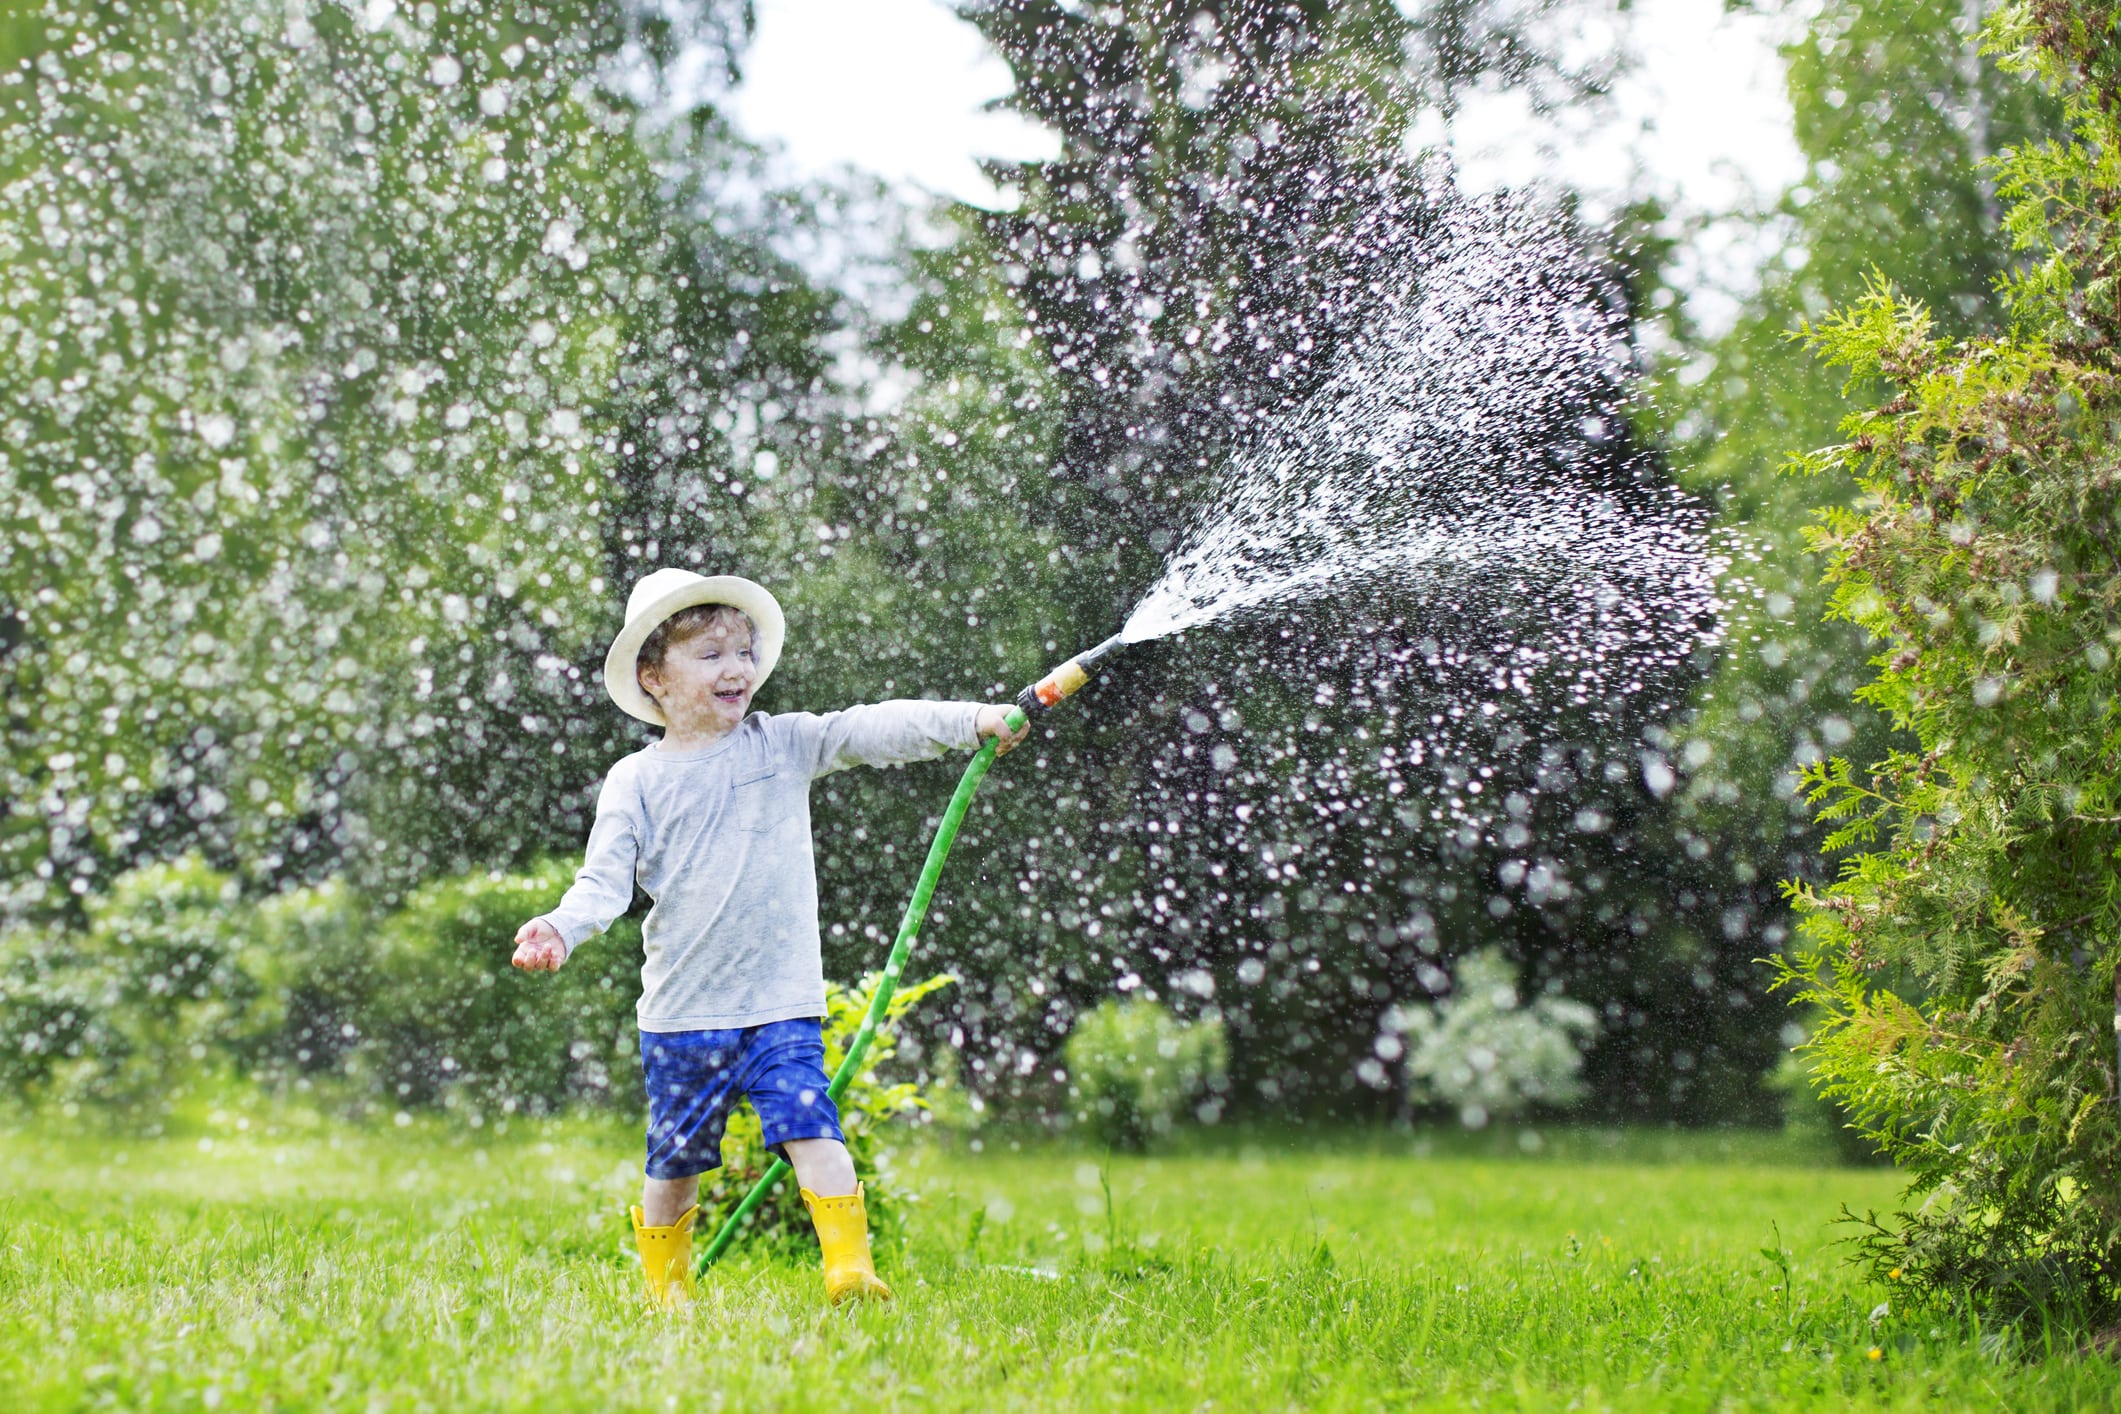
top-left (722, 0), bottom-right (1058, 205)
top-left (722, 0), bottom-right (1807, 318)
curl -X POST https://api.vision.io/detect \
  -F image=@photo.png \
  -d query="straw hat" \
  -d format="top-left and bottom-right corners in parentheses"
top-left (602, 568), bottom-right (786, 726)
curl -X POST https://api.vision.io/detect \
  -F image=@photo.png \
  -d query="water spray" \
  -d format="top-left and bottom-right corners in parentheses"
top-left (696, 638), bottom-right (1132, 1273)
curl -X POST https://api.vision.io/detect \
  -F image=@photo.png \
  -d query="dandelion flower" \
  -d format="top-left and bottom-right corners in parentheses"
top-left (1867, 1347), bottom-right (1883, 1361)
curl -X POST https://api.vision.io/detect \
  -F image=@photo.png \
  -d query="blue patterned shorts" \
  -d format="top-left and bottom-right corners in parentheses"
top-left (638, 1018), bottom-right (843, 1180)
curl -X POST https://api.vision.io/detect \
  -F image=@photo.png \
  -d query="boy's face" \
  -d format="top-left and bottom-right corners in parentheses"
top-left (639, 616), bottom-right (758, 737)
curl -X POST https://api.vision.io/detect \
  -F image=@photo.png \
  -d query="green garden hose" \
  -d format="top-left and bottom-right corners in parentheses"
top-left (695, 703), bottom-right (1030, 1272)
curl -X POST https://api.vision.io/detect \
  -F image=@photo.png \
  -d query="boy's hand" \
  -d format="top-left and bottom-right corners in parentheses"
top-left (511, 917), bottom-right (566, 973)
top-left (976, 705), bottom-right (1031, 757)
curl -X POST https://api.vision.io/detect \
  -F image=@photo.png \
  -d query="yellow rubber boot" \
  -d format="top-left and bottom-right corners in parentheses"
top-left (629, 1204), bottom-right (698, 1309)
top-left (800, 1184), bottom-right (893, 1305)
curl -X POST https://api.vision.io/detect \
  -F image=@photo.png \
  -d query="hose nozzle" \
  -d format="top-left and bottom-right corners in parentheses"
top-left (1016, 632), bottom-right (1129, 716)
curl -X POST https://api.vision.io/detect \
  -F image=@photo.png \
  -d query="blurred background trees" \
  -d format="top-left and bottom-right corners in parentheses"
top-left (0, 0), bottom-right (785, 899)
top-left (0, 0), bottom-right (2085, 1147)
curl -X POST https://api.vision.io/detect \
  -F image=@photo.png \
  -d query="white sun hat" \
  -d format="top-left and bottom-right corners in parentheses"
top-left (602, 568), bottom-right (786, 726)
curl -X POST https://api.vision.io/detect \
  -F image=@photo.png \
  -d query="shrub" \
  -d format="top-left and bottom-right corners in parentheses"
top-left (0, 857), bottom-right (645, 1120)
top-left (344, 859), bottom-right (643, 1117)
top-left (1062, 997), bottom-right (1229, 1150)
top-left (0, 857), bottom-right (257, 1111)
top-left (1390, 947), bottom-right (1597, 1127)
top-left (0, 851), bottom-right (962, 1211)
top-left (699, 970), bottom-right (954, 1254)
top-left (1772, 0), bottom-right (2121, 1324)
top-left (229, 877), bottom-right (373, 1087)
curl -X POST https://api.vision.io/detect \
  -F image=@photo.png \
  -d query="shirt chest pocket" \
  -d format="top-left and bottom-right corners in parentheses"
top-left (726, 765), bottom-right (786, 834)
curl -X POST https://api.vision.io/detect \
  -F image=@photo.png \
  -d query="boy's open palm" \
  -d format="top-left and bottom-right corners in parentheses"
top-left (511, 918), bottom-right (566, 972)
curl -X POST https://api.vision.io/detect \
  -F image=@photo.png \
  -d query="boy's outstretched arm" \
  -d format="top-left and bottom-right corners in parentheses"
top-left (794, 699), bottom-right (1022, 778)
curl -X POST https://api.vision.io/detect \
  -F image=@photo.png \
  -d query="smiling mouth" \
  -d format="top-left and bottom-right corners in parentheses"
top-left (714, 689), bottom-right (745, 703)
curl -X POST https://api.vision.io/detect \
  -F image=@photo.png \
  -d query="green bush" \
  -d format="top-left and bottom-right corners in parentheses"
top-left (340, 860), bottom-right (643, 1118)
top-left (1391, 948), bottom-right (1598, 1127)
top-left (1062, 997), bottom-right (1229, 1151)
top-left (699, 970), bottom-right (955, 1254)
top-left (1773, 0), bottom-right (2121, 1325)
top-left (0, 854), bottom-right (959, 1246)
top-left (0, 857), bottom-right (256, 1110)
top-left (0, 858), bottom-right (645, 1120)
top-left (228, 877), bottom-right (373, 1087)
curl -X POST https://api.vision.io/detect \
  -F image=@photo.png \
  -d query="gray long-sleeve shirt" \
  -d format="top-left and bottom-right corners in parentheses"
top-left (541, 700), bottom-right (984, 1031)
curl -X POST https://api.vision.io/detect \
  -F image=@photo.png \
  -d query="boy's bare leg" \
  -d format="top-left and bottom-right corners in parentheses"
top-left (641, 1173), bottom-right (699, 1227)
top-left (783, 1138), bottom-right (858, 1196)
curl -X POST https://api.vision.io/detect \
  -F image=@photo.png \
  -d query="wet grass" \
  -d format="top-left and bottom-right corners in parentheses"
top-left (1, 1118), bottom-right (2115, 1410)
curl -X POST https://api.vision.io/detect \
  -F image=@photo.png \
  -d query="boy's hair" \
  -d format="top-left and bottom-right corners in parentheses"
top-left (637, 603), bottom-right (757, 683)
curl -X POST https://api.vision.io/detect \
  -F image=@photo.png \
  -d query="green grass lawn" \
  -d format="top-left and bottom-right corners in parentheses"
top-left (1, 1117), bottom-right (2114, 1411)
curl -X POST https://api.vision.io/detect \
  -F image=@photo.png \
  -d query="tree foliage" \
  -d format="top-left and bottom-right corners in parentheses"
top-left (1774, 0), bottom-right (2121, 1322)
top-left (1617, 0), bottom-right (2069, 1139)
top-left (0, 0), bottom-right (1880, 1134)
top-left (1652, 0), bottom-right (2063, 932)
top-left (0, 0), bottom-right (835, 902)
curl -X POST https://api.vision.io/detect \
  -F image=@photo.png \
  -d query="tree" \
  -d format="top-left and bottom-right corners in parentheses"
top-left (0, 0), bottom-right (849, 904)
top-left (1776, 0), bottom-right (2121, 1324)
top-left (1599, 0), bottom-right (2068, 1129)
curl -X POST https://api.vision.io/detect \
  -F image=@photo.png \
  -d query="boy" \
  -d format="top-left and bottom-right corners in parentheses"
top-left (510, 568), bottom-right (1026, 1307)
